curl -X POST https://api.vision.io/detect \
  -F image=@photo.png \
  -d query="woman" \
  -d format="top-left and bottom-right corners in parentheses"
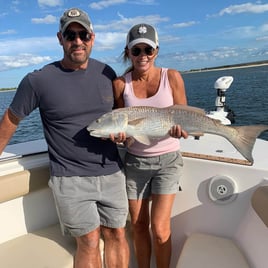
top-left (113, 23), bottom-right (188, 268)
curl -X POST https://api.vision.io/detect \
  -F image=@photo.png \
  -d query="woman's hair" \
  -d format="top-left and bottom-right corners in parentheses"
top-left (122, 47), bottom-right (134, 74)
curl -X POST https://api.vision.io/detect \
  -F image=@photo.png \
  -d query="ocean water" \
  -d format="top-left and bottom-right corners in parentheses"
top-left (0, 65), bottom-right (268, 145)
top-left (183, 65), bottom-right (268, 141)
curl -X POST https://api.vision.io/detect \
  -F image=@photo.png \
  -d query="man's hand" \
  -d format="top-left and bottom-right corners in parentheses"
top-left (109, 132), bottom-right (127, 143)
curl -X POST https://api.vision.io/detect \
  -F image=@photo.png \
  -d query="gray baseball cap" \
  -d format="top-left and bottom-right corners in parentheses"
top-left (126, 23), bottom-right (159, 49)
top-left (59, 8), bottom-right (93, 33)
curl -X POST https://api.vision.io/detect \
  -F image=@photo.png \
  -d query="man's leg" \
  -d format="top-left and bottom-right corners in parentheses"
top-left (75, 227), bottom-right (102, 268)
top-left (102, 226), bottom-right (129, 268)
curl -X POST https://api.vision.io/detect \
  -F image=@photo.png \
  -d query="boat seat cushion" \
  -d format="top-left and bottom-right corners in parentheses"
top-left (176, 233), bottom-right (250, 268)
top-left (0, 166), bottom-right (50, 203)
top-left (251, 186), bottom-right (268, 227)
top-left (0, 224), bottom-right (77, 268)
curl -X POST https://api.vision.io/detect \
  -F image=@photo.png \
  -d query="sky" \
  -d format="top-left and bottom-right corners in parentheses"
top-left (1, 0), bottom-right (268, 88)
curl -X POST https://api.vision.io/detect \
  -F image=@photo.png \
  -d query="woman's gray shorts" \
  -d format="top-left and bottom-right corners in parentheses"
top-left (48, 170), bottom-right (128, 237)
top-left (125, 151), bottom-right (183, 200)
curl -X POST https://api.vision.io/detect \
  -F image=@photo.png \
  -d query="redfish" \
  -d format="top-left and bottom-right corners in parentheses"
top-left (87, 105), bottom-right (268, 164)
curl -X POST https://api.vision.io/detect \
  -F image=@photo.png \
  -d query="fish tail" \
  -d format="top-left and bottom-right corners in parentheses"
top-left (228, 125), bottom-right (268, 164)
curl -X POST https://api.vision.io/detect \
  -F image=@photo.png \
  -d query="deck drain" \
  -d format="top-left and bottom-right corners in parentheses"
top-left (208, 175), bottom-right (238, 204)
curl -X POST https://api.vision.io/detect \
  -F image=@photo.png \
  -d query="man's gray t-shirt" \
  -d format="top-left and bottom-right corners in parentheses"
top-left (10, 58), bottom-right (122, 176)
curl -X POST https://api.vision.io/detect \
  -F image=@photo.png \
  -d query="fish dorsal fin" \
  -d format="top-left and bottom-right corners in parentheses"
top-left (170, 104), bottom-right (206, 116)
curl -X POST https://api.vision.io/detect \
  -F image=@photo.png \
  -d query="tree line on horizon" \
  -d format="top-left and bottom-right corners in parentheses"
top-left (0, 87), bottom-right (17, 91)
top-left (185, 59), bottom-right (268, 73)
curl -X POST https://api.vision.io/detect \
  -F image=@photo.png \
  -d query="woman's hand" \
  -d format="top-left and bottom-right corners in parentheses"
top-left (169, 125), bottom-right (188, 139)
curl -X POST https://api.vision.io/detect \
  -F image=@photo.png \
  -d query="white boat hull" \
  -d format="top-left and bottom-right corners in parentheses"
top-left (0, 136), bottom-right (267, 267)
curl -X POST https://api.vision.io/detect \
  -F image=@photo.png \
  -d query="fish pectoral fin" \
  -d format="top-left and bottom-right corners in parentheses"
top-left (128, 118), bottom-right (146, 126)
top-left (133, 135), bottom-right (152, 145)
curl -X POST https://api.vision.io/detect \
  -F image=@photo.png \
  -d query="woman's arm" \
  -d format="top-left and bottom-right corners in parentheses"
top-left (113, 76), bottom-right (126, 108)
top-left (167, 69), bottom-right (188, 138)
top-left (167, 69), bottom-right (187, 105)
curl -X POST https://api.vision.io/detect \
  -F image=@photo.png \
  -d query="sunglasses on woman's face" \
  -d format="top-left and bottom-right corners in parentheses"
top-left (63, 30), bottom-right (92, 42)
top-left (130, 46), bottom-right (155, 56)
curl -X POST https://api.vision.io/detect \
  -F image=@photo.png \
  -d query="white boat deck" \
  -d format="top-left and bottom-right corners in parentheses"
top-left (0, 139), bottom-right (48, 161)
top-left (180, 134), bottom-right (268, 170)
top-left (1, 134), bottom-right (267, 173)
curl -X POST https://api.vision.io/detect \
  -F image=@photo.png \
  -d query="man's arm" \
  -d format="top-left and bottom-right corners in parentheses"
top-left (0, 108), bottom-right (21, 155)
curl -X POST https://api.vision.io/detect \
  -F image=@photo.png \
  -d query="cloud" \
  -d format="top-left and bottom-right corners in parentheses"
top-left (0, 36), bottom-right (59, 72)
top-left (89, 0), bottom-right (156, 10)
top-left (157, 47), bottom-right (250, 71)
top-left (0, 36), bottom-right (58, 55)
top-left (173, 21), bottom-right (199, 28)
top-left (219, 22), bottom-right (268, 41)
top-left (260, 23), bottom-right (268, 32)
top-left (163, 34), bottom-right (181, 41)
top-left (90, 0), bottom-right (127, 10)
top-left (31, 15), bottom-right (57, 24)
top-left (0, 54), bottom-right (51, 71)
top-left (0, 12), bottom-right (8, 18)
top-left (218, 2), bottom-right (268, 16)
top-left (10, 0), bottom-right (20, 13)
top-left (222, 26), bottom-right (256, 39)
top-left (38, 0), bottom-right (63, 7)
top-left (94, 32), bottom-right (126, 50)
top-left (0, 29), bottom-right (16, 35)
top-left (92, 13), bottom-right (169, 51)
top-left (94, 13), bottom-right (169, 31)
top-left (256, 36), bottom-right (268, 41)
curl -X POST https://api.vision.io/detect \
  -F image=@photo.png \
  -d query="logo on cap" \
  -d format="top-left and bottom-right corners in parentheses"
top-left (67, 9), bottom-right (81, 18)
top-left (138, 26), bottom-right (147, 34)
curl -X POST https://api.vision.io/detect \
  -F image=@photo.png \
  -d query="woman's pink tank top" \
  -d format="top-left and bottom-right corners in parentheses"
top-left (123, 68), bottom-right (180, 156)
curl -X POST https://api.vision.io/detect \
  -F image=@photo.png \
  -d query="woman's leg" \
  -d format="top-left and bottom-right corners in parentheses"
top-left (129, 198), bottom-right (151, 268)
top-left (151, 193), bottom-right (176, 268)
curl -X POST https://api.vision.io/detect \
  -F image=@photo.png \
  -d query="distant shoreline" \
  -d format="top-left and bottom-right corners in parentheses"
top-left (0, 88), bottom-right (16, 92)
top-left (182, 60), bottom-right (268, 73)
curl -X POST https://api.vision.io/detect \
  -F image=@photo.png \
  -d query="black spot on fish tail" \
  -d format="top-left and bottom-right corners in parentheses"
top-left (229, 125), bottom-right (268, 164)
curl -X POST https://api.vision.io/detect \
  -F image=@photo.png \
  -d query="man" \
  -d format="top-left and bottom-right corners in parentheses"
top-left (0, 8), bottom-right (129, 268)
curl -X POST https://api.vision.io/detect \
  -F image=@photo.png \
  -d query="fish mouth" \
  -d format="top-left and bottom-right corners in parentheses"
top-left (86, 127), bottom-right (96, 134)
top-left (87, 129), bottom-right (100, 137)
